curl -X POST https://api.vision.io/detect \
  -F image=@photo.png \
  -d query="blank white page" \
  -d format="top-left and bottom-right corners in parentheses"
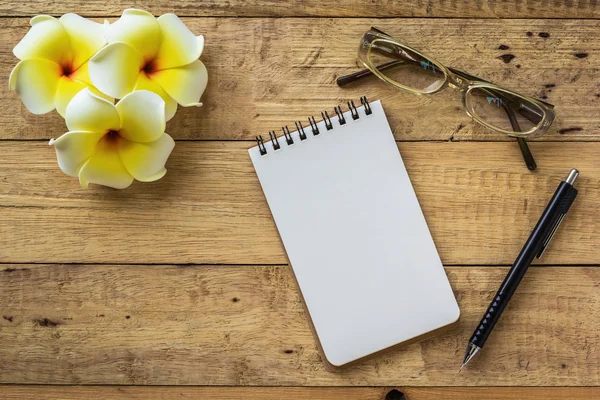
top-left (249, 100), bottom-right (460, 368)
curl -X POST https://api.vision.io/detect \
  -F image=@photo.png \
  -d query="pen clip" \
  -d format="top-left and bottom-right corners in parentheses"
top-left (536, 214), bottom-right (565, 259)
top-left (536, 186), bottom-right (578, 259)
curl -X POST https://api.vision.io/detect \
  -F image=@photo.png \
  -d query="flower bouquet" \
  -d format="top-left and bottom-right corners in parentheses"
top-left (10, 9), bottom-right (208, 189)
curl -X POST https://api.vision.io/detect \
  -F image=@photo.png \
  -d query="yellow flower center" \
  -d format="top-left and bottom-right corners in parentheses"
top-left (60, 62), bottom-right (77, 79)
top-left (142, 60), bottom-right (158, 76)
top-left (105, 129), bottom-right (121, 144)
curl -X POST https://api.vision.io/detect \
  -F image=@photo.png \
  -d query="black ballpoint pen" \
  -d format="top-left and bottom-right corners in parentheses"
top-left (460, 169), bottom-right (580, 372)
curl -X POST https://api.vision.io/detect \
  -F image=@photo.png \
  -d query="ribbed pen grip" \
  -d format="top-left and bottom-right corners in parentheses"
top-left (469, 290), bottom-right (511, 347)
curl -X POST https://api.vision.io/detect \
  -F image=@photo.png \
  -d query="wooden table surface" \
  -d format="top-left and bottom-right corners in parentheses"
top-left (1, 1), bottom-right (600, 399)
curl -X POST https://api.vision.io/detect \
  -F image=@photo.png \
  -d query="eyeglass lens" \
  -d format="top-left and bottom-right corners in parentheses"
top-left (368, 40), bottom-right (446, 93)
top-left (466, 87), bottom-right (545, 134)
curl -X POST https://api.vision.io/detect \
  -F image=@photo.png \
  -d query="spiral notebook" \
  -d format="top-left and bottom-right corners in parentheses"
top-left (248, 98), bottom-right (460, 369)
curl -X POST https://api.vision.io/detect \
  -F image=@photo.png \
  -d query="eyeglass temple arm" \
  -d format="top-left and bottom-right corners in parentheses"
top-left (476, 85), bottom-right (537, 170)
top-left (504, 104), bottom-right (537, 171)
top-left (336, 60), bottom-right (406, 86)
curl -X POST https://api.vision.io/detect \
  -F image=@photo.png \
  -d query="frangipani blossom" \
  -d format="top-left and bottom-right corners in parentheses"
top-left (89, 9), bottom-right (208, 121)
top-left (50, 89), bottom-right (175, 189)
top-left (9, 14), bottom-right (109, 117)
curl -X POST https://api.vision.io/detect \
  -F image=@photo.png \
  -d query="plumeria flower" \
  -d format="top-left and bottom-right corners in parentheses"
top-left (9, 14), bottom-right (109, 117)
top-left (89, 9), bottom-right (208, 121)
top-left (49, 88), bottom-right (175, 189)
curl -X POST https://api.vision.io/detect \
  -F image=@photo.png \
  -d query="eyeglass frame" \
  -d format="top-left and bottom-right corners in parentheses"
top-left (337, 27), bottom-right (557, 171)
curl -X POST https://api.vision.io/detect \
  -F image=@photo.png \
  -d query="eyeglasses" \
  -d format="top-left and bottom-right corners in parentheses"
top-left (337, 27), bottom-right (557, 171)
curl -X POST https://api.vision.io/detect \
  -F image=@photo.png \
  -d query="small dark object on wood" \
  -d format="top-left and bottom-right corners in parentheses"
top-left (558, 127), bottom-right (583, 134)
top-left (497, 54), bottom-right (516, 63)
top-left (385, 389), bottom-right (406, 400)
top-left (35, 318), bottom-right (58, 328)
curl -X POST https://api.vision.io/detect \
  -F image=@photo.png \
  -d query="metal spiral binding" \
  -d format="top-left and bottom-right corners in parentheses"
top-left (308, 116), bottom-right (319, 135)
top-left (334, 105), bottom-right (346, 125)
top-left (282, 126), bottom-right (293, 145)
top-left (256, 135), bottom-right (267, 155)
top-left (295, 121), bottom-right (307, 141)
top-left (321, 111), bottom-right (333, 130)
top-left (257, 97), bottom-right (371, 156)
top-left (348, 100), bottom-right (359, 120)
top-left (360, 96), bottom-right (372, 115)
top-left (268, 131), bottom-right (280, 150)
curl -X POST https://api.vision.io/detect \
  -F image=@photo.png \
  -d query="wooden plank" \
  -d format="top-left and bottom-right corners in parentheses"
top-left (1, 141), bottom-right (598, 265)
top-left (1, 386), bottom-right (599, 400)
top-left (1, 264), bottom-right (599, 385)
top-left (2, 18), bottom-right (600, 141)
top-left (1, 0), bottom-right (600, 18)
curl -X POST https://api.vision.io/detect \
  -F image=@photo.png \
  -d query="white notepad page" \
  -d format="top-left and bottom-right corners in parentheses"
top-left (249, 100), bottom-right (460, 367)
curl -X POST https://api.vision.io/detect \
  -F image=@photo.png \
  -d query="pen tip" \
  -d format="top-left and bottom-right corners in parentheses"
top-left (459, 363), bottom-right (465, 373)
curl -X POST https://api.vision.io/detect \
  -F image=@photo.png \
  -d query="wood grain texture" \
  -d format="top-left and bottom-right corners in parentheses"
top-left (1, 386), bottom-right (599, 400)
top-left (1, 141), bottom-right (598, 265)
top-left (3, 18), bottom-right (600, 141)
top-left (1, 264), bottom-right (599, 385)
top-left (2, 2), bottom-right (599, 393)
top-left (1, 0), bottom-right (599, 18)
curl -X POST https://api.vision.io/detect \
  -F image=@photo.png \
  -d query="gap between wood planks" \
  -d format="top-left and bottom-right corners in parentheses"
top-left (0, 385), bottom-right (599, 400)
top-left (1, 0), bottom-right (599, 19)
top-left (3, 15), bottom-right (600, 19)
top-left (0, 263), bottom-right (598, 267)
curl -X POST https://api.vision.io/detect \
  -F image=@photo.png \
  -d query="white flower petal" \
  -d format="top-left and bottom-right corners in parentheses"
top-left (197, 35), bottom-right (205, 58)
top-left (13, 15), bottom-right (71, 65)
top-left (49, 130), bottom-right (105, 176)
top-left (105, 9), bottom-right (161, 60)
top-left (89, 42), bottom-right (143, 99)
top-left (118, 133), bottom-right (175, 182)
top-left (55, 76), bottom-right (87, 118)
top-left (79, 137), bottom-right (134, 189)
top-left (133, 73), bottom-right (177, 121)
top-left (66, 88), bottom-right (121, 133)
top-left (116, 90), bottom-right (166, 143)
top-left (68, 61), bottom-right (114, 103)
top-left (154, 14), bottom-right (202, 70)
top-left (59, 13), bottom-right (106, 69)
top-left (70, 61), bottom-right (93, 85)
top-left (152, 60), bottom-right (207, 106)
top-left (9, 59), bottom-right (61, 114)
top-left (30, 15), bottom-right (55, 25)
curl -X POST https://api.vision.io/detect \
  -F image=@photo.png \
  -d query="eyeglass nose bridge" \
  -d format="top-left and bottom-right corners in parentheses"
top-left (446, 71), bottom-right (471, 92)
